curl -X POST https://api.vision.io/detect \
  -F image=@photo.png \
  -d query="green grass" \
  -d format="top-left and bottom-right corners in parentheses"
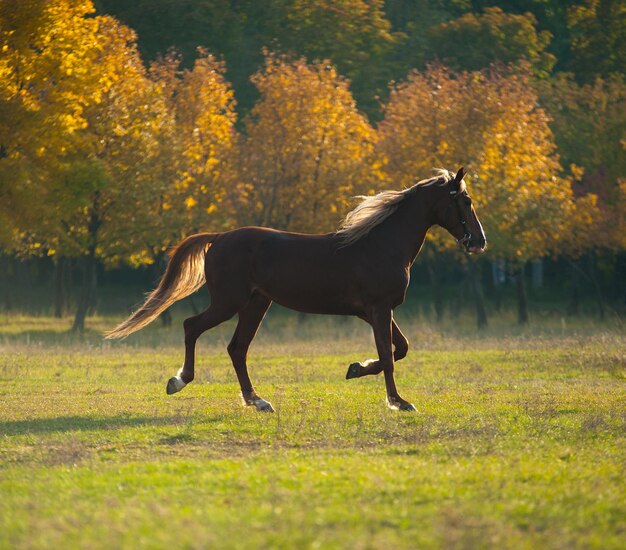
top-left (0, 315), bottom-right (625, 549)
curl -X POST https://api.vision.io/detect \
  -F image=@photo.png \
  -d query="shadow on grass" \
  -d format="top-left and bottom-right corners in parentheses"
top-left (1, 414), bottom-right (222, 436)
top-left (0, 326), bottom-right (224, 348)
top-left (0, 328), bottom-right (107, 346)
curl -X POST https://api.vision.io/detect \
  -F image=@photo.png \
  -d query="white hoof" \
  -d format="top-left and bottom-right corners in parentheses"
top-left (386, 396), bottom-right (416, 412)
top-left (252, 398), bottom-right (274, 412)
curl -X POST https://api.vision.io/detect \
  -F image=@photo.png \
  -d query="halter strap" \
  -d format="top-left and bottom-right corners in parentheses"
top-left (448, 191), bottom-right (472, 246)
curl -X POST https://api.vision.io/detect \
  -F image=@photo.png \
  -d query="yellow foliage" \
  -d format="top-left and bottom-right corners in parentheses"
top-left (377, 65), bottom-right (591, 260)
top-left (537, 74), bottom-right (626, 253)
top-left (150, 49), bottom-right (236, 234)
top-left (128, 249), bottom-right (155, 268)
top-left (230, 52), bottom-right (376, 232)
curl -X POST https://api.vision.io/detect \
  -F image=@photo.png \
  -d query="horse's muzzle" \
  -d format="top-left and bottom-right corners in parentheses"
top-left (465, 235), bottom-right (486, 255)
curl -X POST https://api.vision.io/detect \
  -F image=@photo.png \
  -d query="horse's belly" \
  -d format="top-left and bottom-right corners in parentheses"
top-left (260, 275), bottom-right (364, 315)
top-left (248, 232), bottom-right (408, 315)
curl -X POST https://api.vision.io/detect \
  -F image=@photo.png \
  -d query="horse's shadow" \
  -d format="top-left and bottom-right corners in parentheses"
top-left (0, 414), bottom-right (212, 436)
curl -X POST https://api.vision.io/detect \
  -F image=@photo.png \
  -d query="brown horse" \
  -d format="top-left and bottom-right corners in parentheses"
top-left (106, 167), bottom-right (486, 411)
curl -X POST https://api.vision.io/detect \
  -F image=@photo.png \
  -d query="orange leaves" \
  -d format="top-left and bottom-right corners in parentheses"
top-left (537, 73), bottom-right (625, 253)
top-left (231, 53), bottom-right (376, 232)
top-left (377, 65), bottom-right (579, 260)
top-left (150, 49), bottom-right (236, 234)
top-left (1, 2), bottom-right (618, 268)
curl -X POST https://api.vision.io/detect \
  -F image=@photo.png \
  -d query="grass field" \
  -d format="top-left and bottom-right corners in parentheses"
top-left (1, 312), bottom-right (625, 549)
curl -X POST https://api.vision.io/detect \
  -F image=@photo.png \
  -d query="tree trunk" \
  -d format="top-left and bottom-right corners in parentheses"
top-left (587, 253), bottom-right (605, 320)
top-left (452, 267), bottom-right (468, 319)
top-left (567, 260), bottom-right (580, 316)
top-left (469, 261), bottom-right (488, 330)
top-left (516, 264), bottom-right (530, 325)
top-left (491, 284), bottom-right (502, 312)
top-left (566, 255), bottom-right (615, 321)
top-left (72, 248), bottom-right (97, 333)
top-left (14, 258), bottom-right (32, 289)
top-left (54, 257), bottom-right (69, 318)
top-left (427, 260), bottom-right (444, 322)
top-left (160, 308), bottom-right (172, 327)
top-left (0, 255), bottom-right (11, 312)
top-left (489, 261), bottom-right (503, 312)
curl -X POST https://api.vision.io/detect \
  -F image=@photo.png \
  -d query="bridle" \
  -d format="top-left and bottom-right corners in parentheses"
top-left (448, 186), bottom-right (472, 249)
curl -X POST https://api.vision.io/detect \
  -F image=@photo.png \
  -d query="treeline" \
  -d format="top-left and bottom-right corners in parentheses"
top-left (0, 0), bottom-right (624, 331)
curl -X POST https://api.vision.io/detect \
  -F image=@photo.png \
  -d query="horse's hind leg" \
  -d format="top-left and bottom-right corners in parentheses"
top-left (227, 292), bottom-right (273, 412)
top-left (166, 301), bottom-right (239, 395)
top-left (346, 318), bottom-right (408, 379)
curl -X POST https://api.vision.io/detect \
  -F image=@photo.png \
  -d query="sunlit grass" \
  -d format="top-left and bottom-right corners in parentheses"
top-left (0, 316), bottom-right (625, 548)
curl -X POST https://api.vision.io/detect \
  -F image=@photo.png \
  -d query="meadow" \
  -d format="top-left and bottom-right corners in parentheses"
top-left (0, 310), bottom-right (625, 549)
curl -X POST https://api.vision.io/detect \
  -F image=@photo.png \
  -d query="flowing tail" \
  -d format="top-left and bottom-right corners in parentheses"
top-left (105, 232), bottom-right (219, 339)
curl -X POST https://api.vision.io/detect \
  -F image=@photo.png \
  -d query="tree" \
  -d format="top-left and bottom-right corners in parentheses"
top-left (377, 65), bottom-right (589, 325)
top-left (538, 73), bottom-right (625, 243)
top-left (537, 72), bottom-right (624, 317)
top-left (0, 1), bottom-right (174, 330)
top-left (150, 49), bottom-right (237, 239)
top-left (426, 7), bottom-right (556, 77)
top-left (565, 0), bottom-right (626, 81)
top-left (230, 53), bottom-right (377, 233)
top-left (60, 35), bottom-right (238, 332)
top-left (280, 0), bottom-right (399, 117)
top-left (52, 17), bottom-right (173, 331)
top-left (96, 0), bottom-right (288, 115)
top-left (0, 0), bottom-right (113, 250)
top-left (97, 0), bottom-right (405, 119)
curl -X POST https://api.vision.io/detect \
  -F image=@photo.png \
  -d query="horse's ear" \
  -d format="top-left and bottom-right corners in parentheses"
top-left (449, 167), bottom-right (466, 194)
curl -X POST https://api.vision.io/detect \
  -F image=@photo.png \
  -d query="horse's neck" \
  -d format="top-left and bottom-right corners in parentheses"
top-left (375, 190), bottom-right (434, 265)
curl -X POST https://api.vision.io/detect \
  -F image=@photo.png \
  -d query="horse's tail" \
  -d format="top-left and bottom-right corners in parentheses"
top-left (105, 232), bottom-right (219, 339)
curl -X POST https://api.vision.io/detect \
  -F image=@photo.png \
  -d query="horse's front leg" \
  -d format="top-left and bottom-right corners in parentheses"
top-left (346, 318), bottom-right (408, 379)
top-left (360, 308), bottom-right (415, 411)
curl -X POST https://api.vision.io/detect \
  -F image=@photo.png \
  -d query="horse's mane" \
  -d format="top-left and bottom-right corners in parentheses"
top-left (336, 170), bottom-right (454, 246)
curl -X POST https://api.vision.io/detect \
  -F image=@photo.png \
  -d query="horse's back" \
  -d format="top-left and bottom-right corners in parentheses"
top-left (204, 226), bottom-right (365, 314)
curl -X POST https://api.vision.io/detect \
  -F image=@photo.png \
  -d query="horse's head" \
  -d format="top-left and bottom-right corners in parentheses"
top-left (434, 167), bottom-right (486, 254)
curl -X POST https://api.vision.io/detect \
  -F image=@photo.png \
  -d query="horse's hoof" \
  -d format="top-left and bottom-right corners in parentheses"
top-left (253, 398), bottom-right (274, 412)
top-left (387, 397), bottom-right (416, 412)
top-left (346, 362), bottom-right (361, 380)
top-left (166, 376), bottom-right (186, 395)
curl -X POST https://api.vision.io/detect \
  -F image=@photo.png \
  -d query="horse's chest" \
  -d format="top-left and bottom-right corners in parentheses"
top-left (361, 265), bottom-right (410, 305)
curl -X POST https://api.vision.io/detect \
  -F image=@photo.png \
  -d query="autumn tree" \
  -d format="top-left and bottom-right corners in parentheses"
top-left (230, 53), bottom-right (376, 233)
top-left (150, 49), bottom-right (237, 239)
top-left (0, 1), bottom-right (142, 320)
top-left (0, 0), bottom-right (112, 250)
top-left (537, 73), bottom-right (625, 317)
top-left (48, 16), bottom-right (174, 331)
top-left (0, 1), bottom-right (170, 329)
top-left (377, 65), bottom-right (591, 325)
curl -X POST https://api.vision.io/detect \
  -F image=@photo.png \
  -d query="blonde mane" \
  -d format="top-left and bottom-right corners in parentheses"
top-left (336, 170), bottom-right (453, 246)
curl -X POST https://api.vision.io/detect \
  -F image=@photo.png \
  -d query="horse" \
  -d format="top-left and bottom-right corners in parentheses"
top-left (106, 167), bottom-right (486, 412)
